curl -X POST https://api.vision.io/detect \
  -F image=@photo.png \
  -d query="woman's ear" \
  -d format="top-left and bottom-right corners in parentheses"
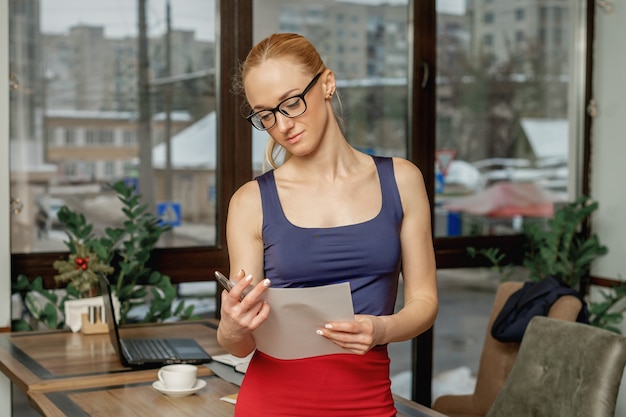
top-left (323, 70), bottom-right (336, 99)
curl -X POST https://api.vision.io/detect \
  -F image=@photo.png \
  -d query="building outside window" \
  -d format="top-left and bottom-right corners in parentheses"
top-left (9, 0), bottom-right (216, 253)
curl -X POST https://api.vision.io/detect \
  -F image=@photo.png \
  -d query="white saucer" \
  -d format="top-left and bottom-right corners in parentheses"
top-left (152, 379), bottom-right (207, 398)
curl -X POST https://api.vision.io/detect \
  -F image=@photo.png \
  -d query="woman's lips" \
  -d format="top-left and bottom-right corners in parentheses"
top-left (285, 132), bottom-right (303, 144)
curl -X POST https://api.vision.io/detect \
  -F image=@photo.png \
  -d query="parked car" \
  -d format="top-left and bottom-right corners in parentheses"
top-left (37, 196), bottom-right (66, 231)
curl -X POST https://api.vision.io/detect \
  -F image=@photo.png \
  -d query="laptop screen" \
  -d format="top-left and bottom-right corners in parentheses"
top-left (98, 273), bottom-right (122, 355)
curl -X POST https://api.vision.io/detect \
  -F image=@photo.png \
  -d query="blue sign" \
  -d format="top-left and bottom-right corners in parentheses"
top-left (447, 211), bottom-right (462, 237)
top-left (157, 202), bottom-right (182, 227)
top-left (124, 177), bottom-right (139, 194)
top-left (435, 171), bottom-right (445, 194)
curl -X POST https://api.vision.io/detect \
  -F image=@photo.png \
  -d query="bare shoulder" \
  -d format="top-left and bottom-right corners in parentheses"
top-left (231, 179), bottom-right (261, 202)
top-left (228, 179), bottom-right (262, 218)
top-left (390, 157), bottom-right (425, 188)
top-left (390, 157), bottom-right (428, 211)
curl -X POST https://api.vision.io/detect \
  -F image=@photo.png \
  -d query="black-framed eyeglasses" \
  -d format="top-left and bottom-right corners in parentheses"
top-left (246, 72), bottom-right (322, 131)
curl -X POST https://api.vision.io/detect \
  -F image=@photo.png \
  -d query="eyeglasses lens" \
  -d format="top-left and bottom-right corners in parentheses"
top-left (251, 97), bottom-right (307, 130)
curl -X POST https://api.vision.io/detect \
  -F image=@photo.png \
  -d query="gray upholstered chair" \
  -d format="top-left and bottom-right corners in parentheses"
top-left (485, 316), bottom-right (626, 417)
top-left (432, 281), bottom-right (583, 417)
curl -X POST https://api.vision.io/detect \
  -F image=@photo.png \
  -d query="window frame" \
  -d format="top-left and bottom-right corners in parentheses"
top-left (8, 0), bottom-right (596, 406)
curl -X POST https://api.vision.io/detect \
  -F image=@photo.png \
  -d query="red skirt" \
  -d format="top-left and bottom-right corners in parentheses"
top-left (234, 345), bottom-right (396, 417)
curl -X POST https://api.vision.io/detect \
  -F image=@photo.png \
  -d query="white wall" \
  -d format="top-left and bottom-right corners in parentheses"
top-left (0, 1), bottom-right (13, 414)
top-left (590, 4), bottom-right (626, 280)
top-left (589, 3), bottom-right (626, 416)
top-left (0, 0), bottom-right (9, 328)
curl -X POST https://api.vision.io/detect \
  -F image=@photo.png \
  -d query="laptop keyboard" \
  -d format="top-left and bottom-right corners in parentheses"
top-left (123, 339), bottom-right (178, 360)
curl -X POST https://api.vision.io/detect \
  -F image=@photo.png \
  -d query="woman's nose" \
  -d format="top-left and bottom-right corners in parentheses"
top-left (275, 112), bottom-right (294, 132)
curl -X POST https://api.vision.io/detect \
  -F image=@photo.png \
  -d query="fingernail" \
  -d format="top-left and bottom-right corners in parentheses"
top-left (325, 324), bottom-right (333, 329)
top-left (245, 274), bottom-right (253, 282)
top-left (316, 329), bottom-right (324, 336)
top-left (263, 279), bottom-right (271, 287)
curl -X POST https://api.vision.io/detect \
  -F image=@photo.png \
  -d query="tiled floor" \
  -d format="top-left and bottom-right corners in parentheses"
top-left (12, 268), bottom-right (499, 415)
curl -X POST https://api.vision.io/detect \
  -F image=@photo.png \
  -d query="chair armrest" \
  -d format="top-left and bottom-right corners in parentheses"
top-left (432, 394), bottom-right (483, 417)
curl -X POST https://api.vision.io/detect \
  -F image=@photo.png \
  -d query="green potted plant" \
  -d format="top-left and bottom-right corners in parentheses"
top-left (11, 275), bottom-right (70, 331)
top-left (469, 195), bottom-right (626, 333)
top-left (54, 180), bottom-right (196, 324)
top-left (12, 180), bottom-right (196, 331)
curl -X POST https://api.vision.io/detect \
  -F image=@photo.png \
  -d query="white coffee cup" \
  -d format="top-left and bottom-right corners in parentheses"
top-left (157, 364), bottom-right (198, 390)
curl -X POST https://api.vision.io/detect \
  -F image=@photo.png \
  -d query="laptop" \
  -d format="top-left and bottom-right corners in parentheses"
top-left (98, 274), bottom-right (212, 369)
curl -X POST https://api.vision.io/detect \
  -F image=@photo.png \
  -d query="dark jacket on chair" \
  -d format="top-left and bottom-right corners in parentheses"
top-left (491, 276), bottom-right (588, 343)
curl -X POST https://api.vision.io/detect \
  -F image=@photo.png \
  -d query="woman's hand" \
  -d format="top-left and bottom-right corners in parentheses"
top-left (316, 314), bottom-right (384, 355)
top-left (218, 270), bottom-right (272, 348)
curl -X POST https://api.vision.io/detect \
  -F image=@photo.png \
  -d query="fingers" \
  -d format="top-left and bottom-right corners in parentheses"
top-left (247, 300), bottom-right (271, 330)
top-left (229, 274), bottom-right (254, 300)
top-left (316, 316), bottom-right (378, 355)
top-left (219, 273), bottom-right (272, 335)
top-left (315, 328), bottom-right (371, 355)
top-left (227, 271), bottom-right (271, 301)
top-left (242, 277), bottom-right (272, 301)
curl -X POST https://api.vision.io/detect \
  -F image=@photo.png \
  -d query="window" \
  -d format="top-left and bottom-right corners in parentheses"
top-left (63, 162), bottom-right (78, 178)
top-left (64, 128), bottom-right (76, 145)
top-left (252, 0), bottom-right (410, 177)
top-left (435, 1), bottom-right (580, 239)
top-left (84, 162), bottom-right (96, 179)
top-left (122, 129), bottom-right (136, 145)
top-left (99, 129), bottom-right (114, 145)
top-left (554, 7), bottom-right (562, 26)
top-left (85, 129), bottom-right (98, 145)
top-left (9, 0), bottom-right (217, 255)
top-left (484, 33), bottom-right (494, 46)
top-left (432, 0), bottom-right (590, 404)
top-left (104, 161), bottom-right (114, 177)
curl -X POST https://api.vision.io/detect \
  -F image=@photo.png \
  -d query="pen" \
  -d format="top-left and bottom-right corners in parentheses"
top-left (214, 271), bottom-right (253, 298)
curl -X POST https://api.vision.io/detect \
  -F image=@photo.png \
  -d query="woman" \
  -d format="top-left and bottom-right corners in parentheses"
top-left (217, 33), bottom-right (437, 417)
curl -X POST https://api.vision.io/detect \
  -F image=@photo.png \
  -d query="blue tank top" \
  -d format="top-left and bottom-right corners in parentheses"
top-left (256, 155), bottom-right (403, 316)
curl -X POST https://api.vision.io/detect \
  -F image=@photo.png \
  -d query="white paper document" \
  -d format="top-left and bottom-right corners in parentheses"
top-left (252, 282), bottom-right (355, 360)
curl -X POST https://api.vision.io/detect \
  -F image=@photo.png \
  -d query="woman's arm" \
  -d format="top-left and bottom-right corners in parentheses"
top-left (318, 158), bottom-right (438, 353)
top-left (376, 157), bottom-right (438, 343)
top-left (216, 180), bottom-right (270, 357)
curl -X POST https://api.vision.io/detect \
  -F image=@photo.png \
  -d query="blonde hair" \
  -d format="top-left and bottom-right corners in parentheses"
top-left (234, 33), bottom-right (337, 169)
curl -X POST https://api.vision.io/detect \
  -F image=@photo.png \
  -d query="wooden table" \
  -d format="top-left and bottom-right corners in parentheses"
top-left (27, 376), bottom-right (447, 417)
top-left (0, 320), bottom-right (448, 417)
top-left (0, 320), bottom-right (224, 393)
top-left (27, 375), bottom-right (238, 417)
